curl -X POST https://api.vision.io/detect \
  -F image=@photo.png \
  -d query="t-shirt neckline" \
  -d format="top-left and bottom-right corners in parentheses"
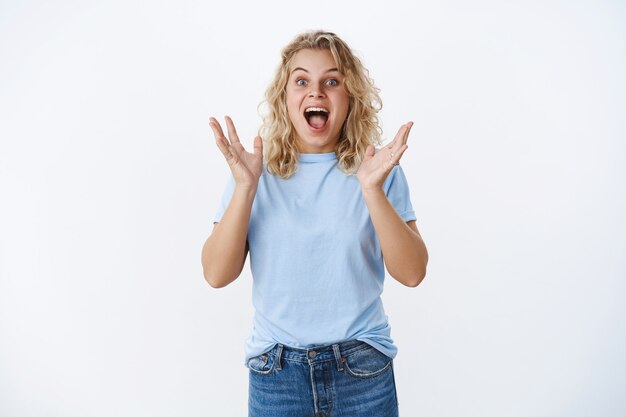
top-left (298, 152), bottom-right (337, 163)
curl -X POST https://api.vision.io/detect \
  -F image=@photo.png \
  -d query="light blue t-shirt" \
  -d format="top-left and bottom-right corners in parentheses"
top-left (213, 152), bottom-right (416, 363)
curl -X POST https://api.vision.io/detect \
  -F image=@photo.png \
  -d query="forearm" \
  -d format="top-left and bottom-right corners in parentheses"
top-left (201, 185), bottom-right (256, 288)
top-left (361, 188), bottom-right (428, 287)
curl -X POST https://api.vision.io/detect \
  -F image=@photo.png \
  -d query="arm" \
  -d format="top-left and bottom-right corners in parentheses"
top-left (361, 189), bottom-right (428, 286)
top-left (357, 121), bottom-right (428, 287)
top-left (201, 185), bottom-right (255, 288)
top-left (201, 116), bottom-right (263, 288)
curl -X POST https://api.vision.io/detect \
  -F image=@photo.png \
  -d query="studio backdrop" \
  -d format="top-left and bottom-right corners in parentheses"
top-left (1, 0), bottom-right (625, 416)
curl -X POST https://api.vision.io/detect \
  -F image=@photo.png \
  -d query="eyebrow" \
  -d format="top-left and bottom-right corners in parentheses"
top-left (290, 67), bottom-right (340, 74)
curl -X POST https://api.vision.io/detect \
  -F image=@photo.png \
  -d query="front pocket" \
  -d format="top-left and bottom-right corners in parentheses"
top-left (343, 345), bottom-right (392, 379)
top-left (247, 351), bottom-right (276, 376)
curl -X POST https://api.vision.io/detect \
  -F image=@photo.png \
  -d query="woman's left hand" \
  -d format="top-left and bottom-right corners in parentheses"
top-left (357, 121), bottom-right (413, 192)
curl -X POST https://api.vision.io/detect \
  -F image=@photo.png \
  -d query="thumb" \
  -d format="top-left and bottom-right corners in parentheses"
top-left (363, 144), bottom-right (375, 162)
top-left (253, 136), bottom-right (263, 157)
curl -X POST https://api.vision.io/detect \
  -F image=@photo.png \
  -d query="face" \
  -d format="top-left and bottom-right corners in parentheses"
top-left (285, 49), bottom-right (350, 154)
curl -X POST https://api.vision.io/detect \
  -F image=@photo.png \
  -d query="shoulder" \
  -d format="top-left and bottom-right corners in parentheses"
top-left (383, 165), bottom-right (410, 192)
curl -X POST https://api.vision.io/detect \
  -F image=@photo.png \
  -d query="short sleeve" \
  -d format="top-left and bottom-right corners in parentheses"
top-left (383, 165), bottom-right (417, 222)
top-left (212, 175), bottom-right (235, 224)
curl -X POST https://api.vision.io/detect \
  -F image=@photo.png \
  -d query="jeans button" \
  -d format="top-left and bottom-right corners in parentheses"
top-left (308, 350), bottom-right (317, 358)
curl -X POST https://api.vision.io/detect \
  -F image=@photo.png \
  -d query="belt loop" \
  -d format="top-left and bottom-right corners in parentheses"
top-left (275, 344), bottom-right (284, 371)
top-left (332, 344), bottom-right (343, 371)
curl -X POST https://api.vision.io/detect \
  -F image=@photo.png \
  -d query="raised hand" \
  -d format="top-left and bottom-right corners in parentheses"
top-left (357, 121), bottom-right (413, 192)
top-left (209, 116), bottom-right (264, 189)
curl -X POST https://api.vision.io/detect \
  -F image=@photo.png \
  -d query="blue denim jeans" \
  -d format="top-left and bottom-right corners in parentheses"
top-left (247, 340), bottom-right (399, 417)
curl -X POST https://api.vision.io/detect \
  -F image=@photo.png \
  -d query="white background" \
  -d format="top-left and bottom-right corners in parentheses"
top-left (1, 0), bottom-right (625, 416)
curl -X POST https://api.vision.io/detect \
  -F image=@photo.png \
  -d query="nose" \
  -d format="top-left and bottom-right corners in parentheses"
top-left (308, 83), bottom-right (326, 98)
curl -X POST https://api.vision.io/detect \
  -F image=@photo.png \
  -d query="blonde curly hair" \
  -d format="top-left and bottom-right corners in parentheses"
top-left (259, 31), bottom-right (382, 179)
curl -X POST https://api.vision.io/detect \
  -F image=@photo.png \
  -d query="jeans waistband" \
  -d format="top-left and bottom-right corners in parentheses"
top-left (270, 340), bottom-right (371, 371)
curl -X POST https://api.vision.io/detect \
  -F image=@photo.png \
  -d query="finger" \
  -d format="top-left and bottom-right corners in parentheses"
top-left (209, 117), bottom-right (224, 136)
top-left (363, 144), bottom-right (375, 162)
top-left (253, 136), bottom-right (263, 157)
top-left (389, 144), bottom-right (409, 167)
top-left (209, 116), bottom-right (227, 141)
top-left (214, 136), bottom-right (235, 161)
top-left (210, 119), bottom-right (234, 160)
top-left (401, 121), bottom-right (414, 146)
top-left (388, 122), bottom-right (413, 158)
top-left (387, 123), bottom-right (407, 151)
top-left (224, 116), bottom-right (241, 145)
top-left (384, 124), bottom-right (406, 163)
top-left (396, 122), bottom-right (412, 147)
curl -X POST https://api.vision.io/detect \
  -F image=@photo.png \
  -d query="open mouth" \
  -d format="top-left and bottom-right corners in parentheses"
top-left (304, 107), bottom-right (329, 130)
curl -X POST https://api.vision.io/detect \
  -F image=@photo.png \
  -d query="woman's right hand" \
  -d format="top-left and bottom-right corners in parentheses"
top-left (209, 116), bottom-right (263, 189)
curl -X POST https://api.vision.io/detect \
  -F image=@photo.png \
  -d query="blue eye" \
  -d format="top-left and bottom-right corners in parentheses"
top-left (326, 79), bottom-right (338, 86)
top-left (296, 79), bottom-right (307, 86)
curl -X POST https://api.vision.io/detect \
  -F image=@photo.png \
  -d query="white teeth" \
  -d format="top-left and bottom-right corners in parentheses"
top-left (305, 107), bottom-right (329, 113)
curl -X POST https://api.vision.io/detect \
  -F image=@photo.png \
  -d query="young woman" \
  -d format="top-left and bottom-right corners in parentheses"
top-left (202, 30), bottom-right (428, 417)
